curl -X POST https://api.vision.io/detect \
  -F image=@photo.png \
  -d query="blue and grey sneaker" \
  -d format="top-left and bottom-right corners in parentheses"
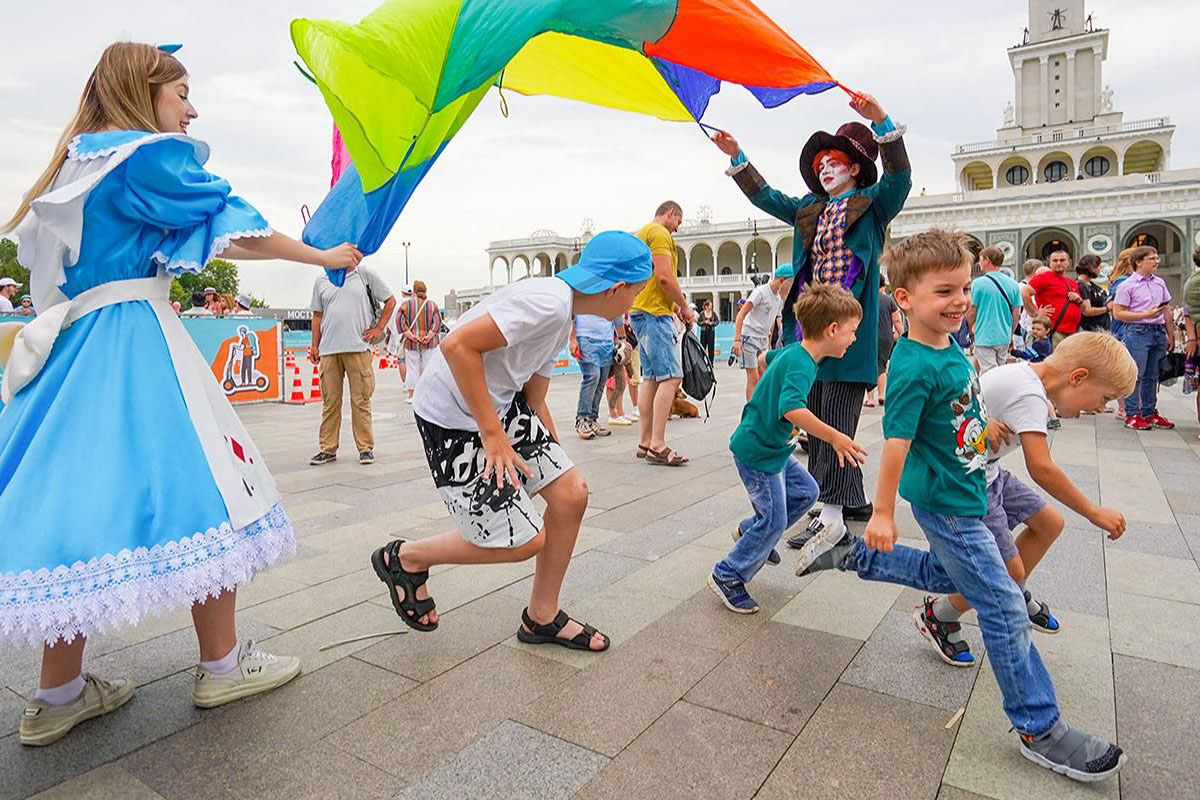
top-left (732, 527), bottom-right (781, 565)
top-left (794, 532), bottom-right (860, 577)
top-left (1018, 719), bottom-right (1125, 782)
top-left (912, 596), bottom-right (975, 667)
top-left (707, 572), bottom-right (759, 614)
top-left (1026, 591), bottom-right (1060, 634)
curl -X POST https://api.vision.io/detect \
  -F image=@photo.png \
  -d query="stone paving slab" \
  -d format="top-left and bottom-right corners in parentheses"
top-left (574, 701), bottom-right (791, 800)
top-left (1112, 654), bottom-right (1200, 800)
top-left (27, 764), bottom-right (165, 800)
top-left (772, 569), bottom-right (903, 641)
top-left (397, 721), bottom-right (608, 800)
top-left (1109, 590), bottom-right (1200, 670)
top-left (756, 683), bottom-right (959, 800)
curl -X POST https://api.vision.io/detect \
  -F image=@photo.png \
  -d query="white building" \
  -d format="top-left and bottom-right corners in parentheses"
top-left (461, 0), bottom-right (1199, 319)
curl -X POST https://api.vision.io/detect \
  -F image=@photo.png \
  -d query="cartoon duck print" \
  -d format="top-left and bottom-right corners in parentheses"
top-left (951, 374), bottom-right (988, 473)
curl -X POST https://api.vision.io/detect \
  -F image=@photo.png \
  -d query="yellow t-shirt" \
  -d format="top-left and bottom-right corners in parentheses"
top-left (631, 222), bottom-right (678, 317)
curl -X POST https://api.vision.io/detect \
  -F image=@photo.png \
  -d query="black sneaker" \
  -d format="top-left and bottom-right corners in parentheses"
top-left (309, 452), bottom-right (336, 466)
top-left (1018, 719), bottom-right (1125, 782)
top-left (787, 517), bottom-right (824, 550)
top-left (912, 596), bottom-right (975, 667)
top-left (843, 502), bottom-right (873, 522)
top-left (359, 450), bottom-right (375, 465)
top-left (731, 527), bottom-right (781, 565)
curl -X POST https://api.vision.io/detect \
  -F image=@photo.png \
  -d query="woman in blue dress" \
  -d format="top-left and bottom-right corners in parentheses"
top-left (0, 42), bottom-right (361, 745)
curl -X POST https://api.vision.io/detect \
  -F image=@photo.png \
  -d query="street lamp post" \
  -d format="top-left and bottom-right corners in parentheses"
top-left (402, 241), bottom-right (411, 285)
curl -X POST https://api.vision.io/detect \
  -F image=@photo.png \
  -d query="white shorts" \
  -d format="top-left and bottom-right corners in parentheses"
top-left (415, 394), bottom-right (573, 548)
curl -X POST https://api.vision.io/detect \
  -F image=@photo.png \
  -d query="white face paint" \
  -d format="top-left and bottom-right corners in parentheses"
top-left (818, 155), bottom-right (855, 194)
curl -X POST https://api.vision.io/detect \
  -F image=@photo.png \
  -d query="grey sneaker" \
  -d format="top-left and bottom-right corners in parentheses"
top-left (794, 521), bottom-right (848, 576)
top-left (309, 451), bottom-right (336, 466)
top-left (1018, 719), bottom-right (1125, 782)
top-left (192, 641), bottom-right (301, 709)
top-left (795, 532), bottom-right (861, 577)
top-left (19, 673), bottom-right (135, 746)
top-left (576, 419), bottom-right (596, 440)
top-left (359, 450), bottom-right (375, 465)
top-left (590, 419), bottom-right (612, 437)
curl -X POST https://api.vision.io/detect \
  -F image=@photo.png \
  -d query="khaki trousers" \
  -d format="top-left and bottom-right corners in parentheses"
top-left (318, 351), bottom-right (375, 455)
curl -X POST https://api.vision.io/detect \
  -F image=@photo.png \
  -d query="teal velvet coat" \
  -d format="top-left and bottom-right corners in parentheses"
top-left (731, 135), bottom-right (912, 386)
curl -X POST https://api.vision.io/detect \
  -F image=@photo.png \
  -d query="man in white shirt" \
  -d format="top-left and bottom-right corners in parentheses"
top-left (0, 278), bottom-right (21, 313)
top-left (731, 265), bottom-right (795, 400)
top-left (308, 266), bottom-right (395, 466)
top-left (180, 291), bottom-right (214, 317)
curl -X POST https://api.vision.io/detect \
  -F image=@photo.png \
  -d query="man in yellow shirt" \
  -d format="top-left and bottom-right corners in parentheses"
top-left (631, 200), bottom-right (696, 466)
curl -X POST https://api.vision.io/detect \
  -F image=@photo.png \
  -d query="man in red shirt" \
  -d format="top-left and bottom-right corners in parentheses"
top-left (1022, 250), bottom-right (1083, 347)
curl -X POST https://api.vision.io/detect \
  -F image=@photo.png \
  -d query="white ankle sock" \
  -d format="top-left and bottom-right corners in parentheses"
top-left (818, 504), bottom-right (843, 528)
top-left (200, 642), bottom-right (241, 676)
top-left (35, 675), bottom-right (86, 706)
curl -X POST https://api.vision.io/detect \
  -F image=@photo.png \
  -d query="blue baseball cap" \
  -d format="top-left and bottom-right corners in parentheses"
top-left (556, 231), bottom-right (653, 295)
top-left (775, 264), bottom-right (796, 279)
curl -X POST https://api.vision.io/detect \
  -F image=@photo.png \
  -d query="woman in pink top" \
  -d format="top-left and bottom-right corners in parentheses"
top-left (1112, 246), bottom-right (1176, 430)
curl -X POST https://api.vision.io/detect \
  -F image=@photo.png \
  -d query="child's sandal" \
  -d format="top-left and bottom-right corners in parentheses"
top-left (516, 608), bottom-right (609, 652)
top-left (371, 539), bottom-right (438, 632)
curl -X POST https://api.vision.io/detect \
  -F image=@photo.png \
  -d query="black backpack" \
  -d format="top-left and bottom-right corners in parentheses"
top-left (680, 327), bottom-right (716, 419)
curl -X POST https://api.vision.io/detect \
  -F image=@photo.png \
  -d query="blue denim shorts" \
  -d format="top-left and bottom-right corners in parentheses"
top-left (629, 311), bottom-right (682, 381)
top-left (983, 468), bottom-right (1046, 561)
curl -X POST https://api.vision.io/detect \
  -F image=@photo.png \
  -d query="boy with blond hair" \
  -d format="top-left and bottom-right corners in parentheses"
top-left (909, 331), bottom-right (1134, 666)
top-left (796, 230), bottom-right (1126, 782)
top-left (709, 284), bottom-right (868, 613)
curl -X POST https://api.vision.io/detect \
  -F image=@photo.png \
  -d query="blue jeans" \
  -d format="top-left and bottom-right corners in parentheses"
top-left (575, 337), bottom-right (613, 421)
top-left (1122, 324), bottom-right (1166, 417)
top-left (629, 311), bottom-right (683, 380)
top-left (844, 505), bottom-right (1059, 736)
top-left (716, 456), bottom-right (819, 584)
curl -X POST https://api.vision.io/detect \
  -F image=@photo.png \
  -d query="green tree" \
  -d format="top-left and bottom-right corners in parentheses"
top-left (170, 259), bottom-right (240, 305)
top-left (0, 238), bottom-right (29, 290)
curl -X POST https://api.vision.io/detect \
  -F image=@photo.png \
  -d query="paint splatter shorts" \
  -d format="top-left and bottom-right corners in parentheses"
top-left (415, 393), bottom-right (573, 548)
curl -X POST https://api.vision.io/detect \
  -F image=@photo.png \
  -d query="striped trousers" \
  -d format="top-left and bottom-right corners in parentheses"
top-left (805, 380), bottom-right (870, 507)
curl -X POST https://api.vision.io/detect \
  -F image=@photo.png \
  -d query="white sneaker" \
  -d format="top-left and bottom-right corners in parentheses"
top-left (404, 395), bottom-right (415, 404)
top-left (609, 415), bottom-right (633, 426)
top-left (794, 521), bottom-right (848, 576)
top-left (192, 641), bottom-right (301, 708)
top-left (19, 673), bottom-right (135, 746)
top-left (627, 410), bottom-right (640, 421)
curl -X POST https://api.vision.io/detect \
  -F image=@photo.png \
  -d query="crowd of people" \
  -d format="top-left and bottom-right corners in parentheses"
top-left (8, 39), bottom-right (1199, 788)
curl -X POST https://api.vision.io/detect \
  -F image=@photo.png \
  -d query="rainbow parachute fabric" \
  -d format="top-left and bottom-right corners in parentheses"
top-left (292, 0), bottom-right (839, 258)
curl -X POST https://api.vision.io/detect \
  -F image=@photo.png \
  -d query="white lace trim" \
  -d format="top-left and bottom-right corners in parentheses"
top-left (874, 123), bottom-right (907, 144)
top-left (150, 226), bottom-right (272, 275)
top-left (0, 503), bottom-right (296, 649)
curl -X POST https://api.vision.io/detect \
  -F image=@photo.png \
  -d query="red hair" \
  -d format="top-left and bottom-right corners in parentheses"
top-left (812, 149), bottom-right (852, 176)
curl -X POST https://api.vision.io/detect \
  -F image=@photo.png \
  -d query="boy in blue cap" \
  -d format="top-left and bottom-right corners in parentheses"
top-left (371, 231), bottom-right (650, 652)
top-left (710, 283), bottom-right (868, 613)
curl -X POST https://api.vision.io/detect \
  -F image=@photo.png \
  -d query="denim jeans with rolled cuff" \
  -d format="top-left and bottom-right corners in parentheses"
top-left (575, 337), bottom-right (613, 422)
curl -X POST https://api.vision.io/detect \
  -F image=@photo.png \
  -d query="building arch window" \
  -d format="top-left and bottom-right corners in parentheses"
top-left (720, 267), bottom-right (732, 276)
top-left (1043, 161), bottom-right (1068, 182)
top-left (1084, 155), bottom-right (1110, 178)
top-left (1005, 165), bottom-right (1030, 185)
top-left (1128, 233), bottom-right (1159, 250)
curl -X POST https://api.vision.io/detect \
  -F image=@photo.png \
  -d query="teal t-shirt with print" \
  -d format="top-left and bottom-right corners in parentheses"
top-left (729, 343), bottom-right (818, 473)
top-left (882, 336), bottom-right (989, 516)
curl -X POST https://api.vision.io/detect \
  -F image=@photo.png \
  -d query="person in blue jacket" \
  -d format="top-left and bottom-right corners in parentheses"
top-left (713, 92), bottom-right (912, 557)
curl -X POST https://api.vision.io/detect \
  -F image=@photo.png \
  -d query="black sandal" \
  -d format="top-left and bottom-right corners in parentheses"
top-left (516, 608), bottom-right (610, 652)
top-left (371, 539), bottom-right (438, 632)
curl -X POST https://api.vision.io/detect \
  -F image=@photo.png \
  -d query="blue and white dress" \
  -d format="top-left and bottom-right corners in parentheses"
top-left (0, 131), bottom-right (294, 648)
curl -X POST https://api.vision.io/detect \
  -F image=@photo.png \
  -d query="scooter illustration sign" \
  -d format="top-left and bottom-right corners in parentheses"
top-left (180, 317), bottom-right (281, 404)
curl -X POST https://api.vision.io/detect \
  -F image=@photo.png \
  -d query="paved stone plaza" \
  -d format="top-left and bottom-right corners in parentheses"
top-left (3, 367), bottom-right (1199, 799)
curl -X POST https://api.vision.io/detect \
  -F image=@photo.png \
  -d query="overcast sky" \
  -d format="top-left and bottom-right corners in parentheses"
top-left (1, 1), bottom-right (1196, 307)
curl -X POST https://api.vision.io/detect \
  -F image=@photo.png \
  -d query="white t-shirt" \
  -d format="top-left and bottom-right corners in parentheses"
top-left (979, 362), bottom-right (1052, 483)
top-left (742, 282), bottom-right (783, 340)
top-left (0, 295), bottom-right (14, 313)
top-left (180, 307), bottom-right (214, 317)
top-left (414, 277), bottom-right (574, 431)
top-left (310, 268), bottom-right (393, 356)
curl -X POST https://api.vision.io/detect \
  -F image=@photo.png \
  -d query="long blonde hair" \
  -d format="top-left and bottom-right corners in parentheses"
top-left (2, 42), bottom-right (186, 233)
top-left (1108, 247), bottom-right (1135, 283)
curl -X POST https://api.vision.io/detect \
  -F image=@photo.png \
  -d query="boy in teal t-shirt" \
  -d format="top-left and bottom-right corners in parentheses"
top-left (796, 230), bottom-right (1125, 784)
top-left (709, 284), bottom-right (867, 614)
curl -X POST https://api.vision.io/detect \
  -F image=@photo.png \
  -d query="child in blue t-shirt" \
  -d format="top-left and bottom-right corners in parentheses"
top-left (795, 230), bottom-right (1125, 784)
top-left (708, 284), bottom-right (868, 614)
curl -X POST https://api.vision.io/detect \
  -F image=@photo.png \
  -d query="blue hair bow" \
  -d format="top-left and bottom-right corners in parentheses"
top-left (157, 44), bottom-right (182, 54)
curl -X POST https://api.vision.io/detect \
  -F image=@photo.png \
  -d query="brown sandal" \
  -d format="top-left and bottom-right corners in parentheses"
top-left (636, 444), bottom-right (650, 459)
top-left (646, 446), bottom-right (688, 466)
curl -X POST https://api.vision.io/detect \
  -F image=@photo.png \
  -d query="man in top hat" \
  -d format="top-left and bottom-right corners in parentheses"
top-left (0, 277), bottom-right (21, 313)
top-left (713, 92), bottom-right (911, 557)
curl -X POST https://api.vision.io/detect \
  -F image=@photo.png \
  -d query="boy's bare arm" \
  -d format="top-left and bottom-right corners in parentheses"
top-left (441, 314), bottom-right (533, 487)
top-left (785, 408), bottom-right (868, 467)
top-left (521, 373), bottom-right (558, 443)
top-left (865, 438), bottom-right (912, 552)
top-left (1020, 431), bottom-right (1126, 539)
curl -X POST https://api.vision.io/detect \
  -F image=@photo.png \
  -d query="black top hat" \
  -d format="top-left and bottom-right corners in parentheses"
top-left (799, 121), bottom-right (879, 197)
